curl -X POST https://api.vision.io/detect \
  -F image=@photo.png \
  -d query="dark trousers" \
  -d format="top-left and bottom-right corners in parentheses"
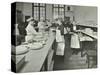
top-left (64, 34), bottom-right (71, 57)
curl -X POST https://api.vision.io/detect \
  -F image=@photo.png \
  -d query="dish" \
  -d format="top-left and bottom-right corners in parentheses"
top-left (35, 35), bottom-right (43, 38)
top-left (26, 42), bottom-right (43, 50)
top-left (12, 45), bottom-right (29, 55)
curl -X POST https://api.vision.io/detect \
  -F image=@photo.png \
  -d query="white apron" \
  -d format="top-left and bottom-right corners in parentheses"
top-left (71, 33), bottom-right (80, 49)
top-left (56, 29), bottom-right (64, 42)
top-left (56, 29), bottom-right (65, 56)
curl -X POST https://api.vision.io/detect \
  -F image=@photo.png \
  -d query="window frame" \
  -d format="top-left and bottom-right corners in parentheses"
top-left (52, 4), bottom-right (65, 19)
top-left (32, 3), bottom-right (46, 21)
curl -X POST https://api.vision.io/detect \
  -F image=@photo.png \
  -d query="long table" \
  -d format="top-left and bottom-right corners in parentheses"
top-left (73, 30), bottom-right (97, 40)
top-left (19, 32), bottom-right (55, 73)
top-left (81, 31), bottom-right (97, 40)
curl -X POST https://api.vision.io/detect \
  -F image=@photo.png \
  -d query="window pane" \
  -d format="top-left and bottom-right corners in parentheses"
top-left (33, 3), bottom-right (46, 20)
top-left (34, 7), bottom-right (38, 11)
top-left (54, 4), bottom-right (58, 7)
top-left (34, 3), bottom-right (39, 6)
top-left (40, 8), bottom-right (43, 16)
top-left (54, 8), bottom-right (58, 15)
top-left (34, 7), bottom-right (39, 20)
top-left (40, 7), bottom-right (45, 18)
top-left (40, 8), bottom-right (43, 12)
top-left (59, 8), bottom-right (64, 14)
top-left (55, 8), bottom-right (58, 12)
top-left (42, 8), bottom-right (45, 15)
top-left (40, 3), bottom-right (45, 6)
top-left (59, 4), bottom-right (64, 7)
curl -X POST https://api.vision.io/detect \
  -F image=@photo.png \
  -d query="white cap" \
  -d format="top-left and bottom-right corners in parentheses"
top-left (26, 17), bottom-right (34, 22)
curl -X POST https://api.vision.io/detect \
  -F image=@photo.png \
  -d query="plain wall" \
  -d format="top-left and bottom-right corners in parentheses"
top-left (65, 6), bottom-right (74, 21)
top-left (73, 6), bottom-right (97, 24)
top-left (23, 3), bottom-right (32, 22)
top-left (46, 4), bottom-right (53, 21)
top-left (16, 2), bottom-right (32, 22)
top-left (16, 2), bottom-right (24, 11)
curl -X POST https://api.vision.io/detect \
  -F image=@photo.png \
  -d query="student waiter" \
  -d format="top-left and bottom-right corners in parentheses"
top-left (63, 17), bottom-right (73, 58)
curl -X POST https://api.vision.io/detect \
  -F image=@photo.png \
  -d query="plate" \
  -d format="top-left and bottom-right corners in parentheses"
top-left (26, 42), bottom-right (43, 50)
top-left (12, 45), bottom-right (29, 55)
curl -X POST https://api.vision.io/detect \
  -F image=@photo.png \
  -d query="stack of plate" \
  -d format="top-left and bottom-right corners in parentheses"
top-left (26, 42), bottom-right (43, 50)
top-left (12, 45), bottom-right (29, 55)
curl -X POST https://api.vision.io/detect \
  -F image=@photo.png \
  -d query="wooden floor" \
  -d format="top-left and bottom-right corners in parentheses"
top-left (53, 49), bottom-right (97, 71)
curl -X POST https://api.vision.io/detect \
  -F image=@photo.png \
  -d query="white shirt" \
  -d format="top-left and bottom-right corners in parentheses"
top-left (26, 23), bottom-right (37, 35)
top-left (25, 23), bottom-right (38, 42)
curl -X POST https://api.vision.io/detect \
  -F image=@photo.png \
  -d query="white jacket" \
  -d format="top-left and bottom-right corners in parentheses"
top-left (25, 23), bottom-right (37, 42)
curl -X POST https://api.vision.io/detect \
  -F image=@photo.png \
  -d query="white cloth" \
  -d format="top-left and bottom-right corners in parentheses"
top-left (25, 23), bottom-right (37, 42)
top-left (56, 42), bottom-right (65, 56)
top-left (64, 28), bottom-right (67, 34)
top-left (73, 25), bottom-right (76, 31)
top-left (56, 29), bottom-right (64, 42)
top-left (84, 28), bottom-right (93, 41)
top-left (85, 28), bottom-right (93, 35)
top-left (79, 28), bottom-right (93, 41)
top-left (64, 27), bottom-right (70, 34)
top-left (85, 36), bottom-right (93, 41)
top-left (71, 33), bottom-right (80, 48)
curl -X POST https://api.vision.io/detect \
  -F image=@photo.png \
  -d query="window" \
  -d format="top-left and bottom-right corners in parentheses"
top-left (32, 3), bottom-right (46, 21)
top-left (53, 4), bottom-right (65, 19)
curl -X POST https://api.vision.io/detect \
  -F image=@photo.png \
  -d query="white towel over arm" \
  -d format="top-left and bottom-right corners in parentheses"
top-left (56, 29), bottom-right (65, 56)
